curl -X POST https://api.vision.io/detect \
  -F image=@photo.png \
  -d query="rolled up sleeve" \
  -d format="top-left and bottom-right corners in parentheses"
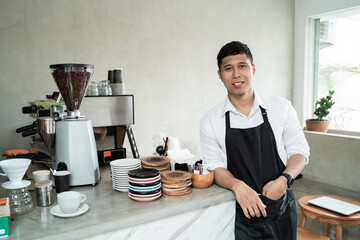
top-left (283, 103), bottom-right (310, 164)
top-left (200, 115), bottom-right (227, 170)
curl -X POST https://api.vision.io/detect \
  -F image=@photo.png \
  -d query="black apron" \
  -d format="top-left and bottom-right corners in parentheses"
top-left (225, 106), bottom-right (297, 240)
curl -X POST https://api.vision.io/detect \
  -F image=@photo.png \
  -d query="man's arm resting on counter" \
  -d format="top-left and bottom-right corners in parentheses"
top-left (262, 154), bottom-right (307, 200)
top-left (213, 167), bottom-right (267, 219)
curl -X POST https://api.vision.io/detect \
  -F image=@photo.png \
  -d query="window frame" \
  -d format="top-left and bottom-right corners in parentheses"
top-left (305, 8), bottom-right (360, 136)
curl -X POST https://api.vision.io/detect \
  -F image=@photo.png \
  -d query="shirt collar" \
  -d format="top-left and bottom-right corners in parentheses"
top-left (221, 91), bottom-right (270, 117)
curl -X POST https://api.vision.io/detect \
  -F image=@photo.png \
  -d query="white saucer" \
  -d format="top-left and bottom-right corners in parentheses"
top-left (1, 180), bottom-right (31, 189)
top-left (50, 204), bottom-right (89, 218)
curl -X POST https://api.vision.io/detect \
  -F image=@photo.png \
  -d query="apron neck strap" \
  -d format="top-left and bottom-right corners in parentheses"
top-left (260, 106), bottom-right (269, 123)
top-left (225, 111), bottom-right (230, 128)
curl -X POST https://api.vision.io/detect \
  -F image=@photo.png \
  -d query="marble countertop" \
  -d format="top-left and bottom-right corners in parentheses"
top-left (4, 166), bottom-right (235, 240)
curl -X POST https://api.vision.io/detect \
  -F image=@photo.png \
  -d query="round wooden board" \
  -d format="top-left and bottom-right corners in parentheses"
top-left (141, 156), bottom-right (170, 167)
top-left (142, 162), bottom-right (170, 171)
top-left (163, 187), bottom-right (191, 196)
top-left (163, 189), bottom-right (192, 198)
top-left (162, 180), bottom-right (192, 189)
top-left (162, 185), bottom-right (189, 193)
top-left (161, 170), bottom-right (192, 181)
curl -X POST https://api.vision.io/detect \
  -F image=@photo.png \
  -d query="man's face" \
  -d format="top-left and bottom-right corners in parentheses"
top-left (218, 54), bottom-right (256, 99)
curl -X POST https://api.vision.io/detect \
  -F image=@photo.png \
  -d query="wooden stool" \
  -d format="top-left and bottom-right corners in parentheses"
top-left (297, 227), bottom-right (330, 240)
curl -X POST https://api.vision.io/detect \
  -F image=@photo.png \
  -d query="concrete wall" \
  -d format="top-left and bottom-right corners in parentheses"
top-left (0, 0), bottom-right (295, 158)
top-left (303, 131), bottom-right (360, 192)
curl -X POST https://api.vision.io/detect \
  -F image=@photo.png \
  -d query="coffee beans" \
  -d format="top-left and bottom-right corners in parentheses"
top-left (52, 70), bottom-right (91, 111)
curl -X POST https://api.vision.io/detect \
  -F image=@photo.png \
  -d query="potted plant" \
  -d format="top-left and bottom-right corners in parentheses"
top-left (306, 90), bottom-right (335, 133)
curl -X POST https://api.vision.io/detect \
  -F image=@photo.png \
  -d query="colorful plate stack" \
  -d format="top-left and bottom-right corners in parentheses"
top-left (127, 169), bottom-right (162, 202)
top-left (110, 158), bottom-right (141, 192)
top-left (161, 170), bottom-right (192, 198)
top-left (141, 156), bottom-right (171, 172)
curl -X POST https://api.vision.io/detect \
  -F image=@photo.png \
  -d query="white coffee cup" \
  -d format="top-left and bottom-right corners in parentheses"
top-left (33, 170), bottom-right (51, 183)
top-left (57, 191), bottom-right (86, 214)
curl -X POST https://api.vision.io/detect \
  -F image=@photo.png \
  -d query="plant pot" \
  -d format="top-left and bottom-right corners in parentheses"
top-left (305, 119), bottom-right (330, 133)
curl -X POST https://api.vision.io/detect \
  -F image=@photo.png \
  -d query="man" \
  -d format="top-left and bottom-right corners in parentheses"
top-left (200, 41), bottom-right (310, 239)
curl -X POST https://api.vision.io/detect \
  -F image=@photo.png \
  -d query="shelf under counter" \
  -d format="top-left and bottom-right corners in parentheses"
top-left (7, 166), bottom-right (235, 240)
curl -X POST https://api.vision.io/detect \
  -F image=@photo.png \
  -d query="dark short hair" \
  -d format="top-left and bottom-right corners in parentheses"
top-left (217, 41), bottom-right (253, 70)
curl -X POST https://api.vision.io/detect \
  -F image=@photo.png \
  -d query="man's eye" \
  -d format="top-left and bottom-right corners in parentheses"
top-left (239, 65), bottom-right (247, 68)
top-left (224, 67), bottom-right (231, 71)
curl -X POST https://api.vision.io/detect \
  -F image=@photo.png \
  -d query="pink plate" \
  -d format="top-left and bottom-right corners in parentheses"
top-left (128, 193), bottom-right (162, 202)
top-left (128, 175), bottom-right (160, 183)
top-left (128, 191), bottom-right (162, 198)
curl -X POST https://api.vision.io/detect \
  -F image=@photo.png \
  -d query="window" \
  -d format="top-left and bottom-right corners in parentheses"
top-left (313, 13), bottom-right (360, 132)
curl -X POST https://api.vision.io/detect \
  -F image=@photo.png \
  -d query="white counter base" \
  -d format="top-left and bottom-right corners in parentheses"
top-left (89, 200), bottom-right (235, 240)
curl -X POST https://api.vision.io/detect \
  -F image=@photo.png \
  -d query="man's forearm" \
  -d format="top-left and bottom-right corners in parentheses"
top-left (283, 154), bottom-right (307, 178)
top-left (213, 167), bottom-right (242, 191)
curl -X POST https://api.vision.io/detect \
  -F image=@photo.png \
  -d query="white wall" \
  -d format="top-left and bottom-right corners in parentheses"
top-left (0, 0), bottom-right (295, 159)
top-left (293, 0), bottom-right (360, 125)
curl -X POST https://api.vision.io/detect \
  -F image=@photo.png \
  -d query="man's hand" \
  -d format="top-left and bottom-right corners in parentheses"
top-left (213, 168), bottom-right (267, 219)
top-left (232, 181), bottom-right (267, 219)
top-left (262, 154), bottom-right (307, 200)
top-left (262, 177), bottom-right (287, 200)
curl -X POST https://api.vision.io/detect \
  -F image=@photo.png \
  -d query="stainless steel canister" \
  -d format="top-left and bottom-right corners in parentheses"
top-left (34, 180), bottom-right (54, 207)
top-left (37, 117), bottom-right (56, 149)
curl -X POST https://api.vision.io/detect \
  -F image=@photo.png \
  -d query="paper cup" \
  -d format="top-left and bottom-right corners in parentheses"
top-left (33, 170), bottom-right (51, 183)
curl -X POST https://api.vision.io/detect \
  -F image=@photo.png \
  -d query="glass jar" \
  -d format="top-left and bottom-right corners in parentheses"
top-left (6, 187), bottom-right (34, 216)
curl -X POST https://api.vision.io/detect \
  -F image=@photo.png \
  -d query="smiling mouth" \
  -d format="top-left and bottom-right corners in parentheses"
top-left (232, 81), bottom-right (245, 87)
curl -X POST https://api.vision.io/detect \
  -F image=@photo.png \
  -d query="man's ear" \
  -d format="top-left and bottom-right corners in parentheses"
top-left (252, 64), bottom-right (256, 75)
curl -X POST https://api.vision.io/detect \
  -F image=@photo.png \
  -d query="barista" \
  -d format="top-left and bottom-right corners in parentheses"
top-left (200, 41), bottom-right (310, 239)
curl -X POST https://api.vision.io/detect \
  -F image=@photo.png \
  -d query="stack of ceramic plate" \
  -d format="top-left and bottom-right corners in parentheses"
top-left (161, 170), bottom-right (192, 198)
top-left (127, 169), bottom-right (162, 202)
top-left (141, 156), bottom-right (171, 172)
top-left (110, 158), bottom-right (141, 192)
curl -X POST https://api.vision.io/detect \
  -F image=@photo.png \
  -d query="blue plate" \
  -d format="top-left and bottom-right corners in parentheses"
top-left (128, 188), bottom-right (161, 195)
top-left (128, 183), bottom-right (161, 192)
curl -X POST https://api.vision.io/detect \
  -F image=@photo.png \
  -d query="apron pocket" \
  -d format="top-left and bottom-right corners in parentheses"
top-left (259, 191), bottom-right (288, 221)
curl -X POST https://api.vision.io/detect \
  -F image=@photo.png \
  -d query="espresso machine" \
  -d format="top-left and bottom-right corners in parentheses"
top-left (50, 63), bottom-right (100, 186)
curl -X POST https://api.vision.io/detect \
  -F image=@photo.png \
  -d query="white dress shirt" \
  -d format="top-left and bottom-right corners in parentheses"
top-left (200, 91), bottom-right (310, 170)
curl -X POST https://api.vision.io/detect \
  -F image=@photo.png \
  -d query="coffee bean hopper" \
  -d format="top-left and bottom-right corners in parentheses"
top-left (50, 64), bottom-right (100, 186)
